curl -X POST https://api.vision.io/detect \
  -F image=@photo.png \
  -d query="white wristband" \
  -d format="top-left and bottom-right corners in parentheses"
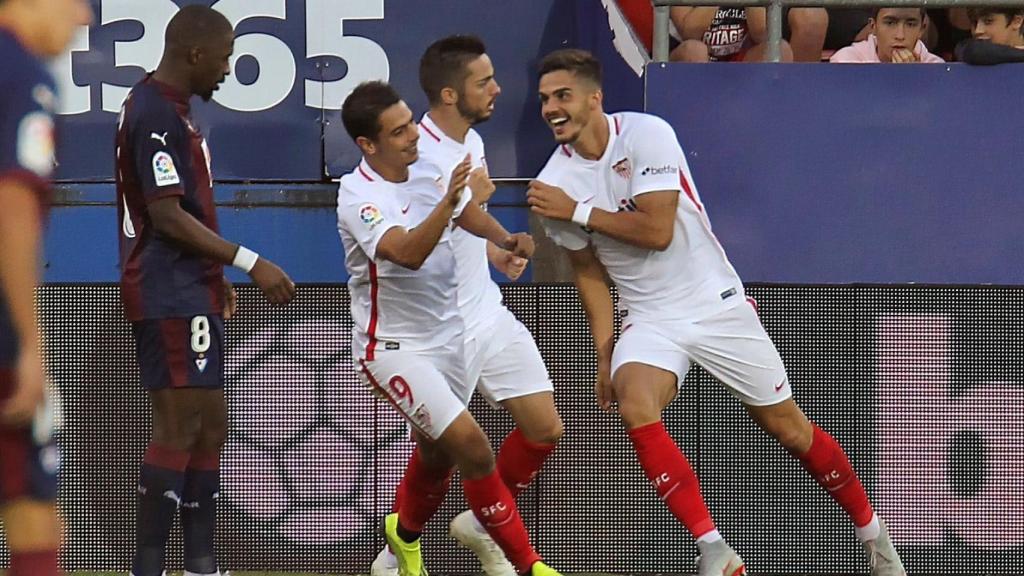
top-left (571, 202), bottom-right (593, 226)
top-left (232, 245), bottom-right (259, 273)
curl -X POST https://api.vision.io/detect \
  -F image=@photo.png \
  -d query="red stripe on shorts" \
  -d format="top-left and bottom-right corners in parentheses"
top-left (366, 262), bottom-right (380, 361)
top-left (159, 319), bottom-right (190, 388)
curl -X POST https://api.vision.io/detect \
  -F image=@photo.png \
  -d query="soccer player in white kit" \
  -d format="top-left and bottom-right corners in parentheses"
top-left (337, 81), bottom-right (561, 576)
top-left (371, 36), bottom-right (562, 576)
top-left (526, 49), bottom-right (906, 576)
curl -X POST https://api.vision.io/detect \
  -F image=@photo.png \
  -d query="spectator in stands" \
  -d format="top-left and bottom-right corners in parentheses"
top-left (671, 7), bottom-right (795, 62)
top-left (830, 7), bottom-right (945, 63)
top-left (616, 0), bottom-right (827, 62)
top-left (955, 8), bottom-right (1024, 64)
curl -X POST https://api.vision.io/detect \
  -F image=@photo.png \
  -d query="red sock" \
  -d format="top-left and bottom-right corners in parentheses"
top-left (497, 427), bottom-right (557, 497)
top-left (396, 447), bottom-right (453, 533)
top-left (463, 471), bottom-right (541, 573)
top-left (797, 423), bottom-right (874, 527)
top-left (389, 471), bottom-right (405, 510)
top-left (628, 421), bottom-right (716, 539)
top-left (10, 550), bottom-right (60, 576)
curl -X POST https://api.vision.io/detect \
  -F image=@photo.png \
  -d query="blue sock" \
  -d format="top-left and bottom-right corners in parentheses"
top-left (182, 450), bottom-right (220, 575)
top-left (132, 443), bottom-right (189, 576)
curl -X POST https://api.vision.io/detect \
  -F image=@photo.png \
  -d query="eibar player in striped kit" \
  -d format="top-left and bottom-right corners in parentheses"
top-left (115, 6), bottom-right (295, 576)
top-left (0, 0), bottom-right (93, 574)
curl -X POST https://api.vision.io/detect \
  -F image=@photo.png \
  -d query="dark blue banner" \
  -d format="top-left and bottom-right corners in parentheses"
top-left (53, 0), bottom-right (643, 181)
top-left (645, 63), bottom-right (1024, 285)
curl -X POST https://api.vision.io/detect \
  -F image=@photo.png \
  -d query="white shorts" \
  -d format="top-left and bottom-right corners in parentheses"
top-left (611, 301), bottom-right (792, 406)
top-left (356, 338), bottom-right (469, 440)
top-left (462, 308), bottom-right (553, 408)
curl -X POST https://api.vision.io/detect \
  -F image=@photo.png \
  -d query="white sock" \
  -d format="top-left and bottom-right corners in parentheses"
top-left (854, 513), bottom-right (881, 542)
top-left (184, 571), bottom-right (221, 576)
top-left (697, 529), bottom-right (723, 544)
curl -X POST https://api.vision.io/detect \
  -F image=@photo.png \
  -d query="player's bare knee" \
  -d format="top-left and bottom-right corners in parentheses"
top-left (617, 396), bottom-right (662, 430)
top-left (772, 426), bottom-right (809, 453)
top-left (197, 426), bottom-right (227, 454)
top-left (519, 413), bottom-right (564, 446)
top-left (1, 500), bottom-right (62, 551)
top-left (151, 413), bottom-right (202, 450)
top-left (528, 416), bottom-right (569, 444)
top-left (535, 416), bottom-right (565, 446)
top-left (448, 429), bottom-right (495, 478)
top-left (455, 439), bottom-right (496, 479)
top-left (757, 414), bottom-right (812, 453)
top-left (416, 437), bottom-right (454, 470)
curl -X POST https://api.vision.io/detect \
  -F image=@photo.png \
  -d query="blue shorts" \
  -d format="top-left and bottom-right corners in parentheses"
top-left (0, 367), bottom-right (60, 503)
top-left (131, 315), bottom-right (224, 391)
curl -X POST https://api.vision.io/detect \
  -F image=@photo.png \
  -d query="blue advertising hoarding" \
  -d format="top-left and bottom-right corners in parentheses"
top-left (54, 0), bottom-right (643, 181)
top-left (645, 63), bottom-right (1024, 285)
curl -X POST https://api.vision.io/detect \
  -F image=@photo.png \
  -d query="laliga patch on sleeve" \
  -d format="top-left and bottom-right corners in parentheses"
top-left (152, 151), bottom-right (181, 186)
top-left (358, 203), bottom-right (385, 229)
top-left (17, 111), bottom-right (55, 177)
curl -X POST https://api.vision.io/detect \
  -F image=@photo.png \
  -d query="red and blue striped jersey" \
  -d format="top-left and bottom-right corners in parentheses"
top-left (0, 27), bottom-right (57, 372)
top-left (115, 75), bottom-right (223, 321)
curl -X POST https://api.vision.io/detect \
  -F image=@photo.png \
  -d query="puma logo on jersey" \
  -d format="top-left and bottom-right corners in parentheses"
top-left (150, 131), bottom-right (168, 146)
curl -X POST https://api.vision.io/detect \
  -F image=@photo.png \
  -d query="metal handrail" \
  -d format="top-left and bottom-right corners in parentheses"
top-left (652, 0), bottom-right (1024, 62)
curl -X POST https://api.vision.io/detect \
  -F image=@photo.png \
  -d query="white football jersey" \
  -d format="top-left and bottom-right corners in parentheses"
top-left (537, 112), bottom-right (744, 322)
top-left (337, 158), bottom-right (471, 358)
top-left (417, 113), bottom-right (504, 334)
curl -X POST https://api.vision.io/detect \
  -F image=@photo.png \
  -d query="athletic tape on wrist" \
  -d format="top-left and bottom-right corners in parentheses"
top-left (232, 246), bottom-right (259, 273)
top-left (571, 203), bottom-right (593, 227)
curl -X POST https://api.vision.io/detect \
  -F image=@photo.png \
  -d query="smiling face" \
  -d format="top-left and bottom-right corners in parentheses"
top-left (971, 11), bottom-right (1024, 46)
top-left (871, 8), bottom-right (925, 62)
top-left (456, 54), bottom-right (501, 125)
top-left (359, 100), bottom-right (420, 169)
top-left (538, 70), bottom-right (602, 145)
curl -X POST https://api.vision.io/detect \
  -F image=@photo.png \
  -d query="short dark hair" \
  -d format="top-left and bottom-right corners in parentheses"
top-left (419, 35), bottom-right (488, 106)
top-left (537, 49), bottom-right (602, 87)
top-left (966, 7), bottom-right (1024, 23)
top-left (342, 81), bottom-right (402, 142)
top-left (871, 7), bottom-right (927, 20)
top-left (165, 5), bottom-right (233, 48)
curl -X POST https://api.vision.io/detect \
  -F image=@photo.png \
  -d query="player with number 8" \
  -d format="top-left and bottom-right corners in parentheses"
top-left (113, 6), bottom-right (296, 576)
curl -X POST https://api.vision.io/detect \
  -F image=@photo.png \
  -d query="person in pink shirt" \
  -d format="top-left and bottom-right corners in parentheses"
top-left (831, 7), bottom-right (945, 62)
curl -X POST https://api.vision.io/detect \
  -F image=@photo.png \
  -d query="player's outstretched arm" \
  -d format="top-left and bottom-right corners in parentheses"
top-left (566, 245), bottom-right (617, 412)
top-left (148, 197), bottom-right (295, 305)
top-left (376, 157), bottom-right (472, 270)
top-left (0, 181), bottom-right (46, 425)
top-left (528, 181), bottom-right (677, 251)
top-left (455, 203), bottom-right (535, 260)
